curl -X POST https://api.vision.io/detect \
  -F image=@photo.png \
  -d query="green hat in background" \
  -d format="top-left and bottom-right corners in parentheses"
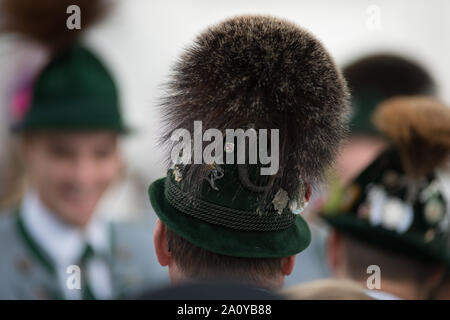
top-left (149, 15), bottom-right (350, 258)
top-left (13, 44), bottom-right (128, 133)
top-left (343, 54), bottom-right (435, 137)
top-left (323, 96), bottom-right (450, 265)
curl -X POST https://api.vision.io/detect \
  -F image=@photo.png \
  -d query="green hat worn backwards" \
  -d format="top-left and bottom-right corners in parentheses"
top-left (149, 15), bottom-right (349, 258)
top-left (13, 44), bottom-right (128, 133)
top-left (323, 96), bottom-right (450, 265)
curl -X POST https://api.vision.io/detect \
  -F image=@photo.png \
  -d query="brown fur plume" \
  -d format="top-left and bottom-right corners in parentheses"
top-left (0, 0), bottom-right (111, 50)
top-left (373, 96), bottom-right (450, 177)
top-left (160, 15), bottom-right (349, 202)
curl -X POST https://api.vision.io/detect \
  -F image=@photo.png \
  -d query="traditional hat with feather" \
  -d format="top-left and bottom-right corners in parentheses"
top-left (323, 96), bottom-right (450, 265)
top-left (149, 15), bottom-right (350, 258)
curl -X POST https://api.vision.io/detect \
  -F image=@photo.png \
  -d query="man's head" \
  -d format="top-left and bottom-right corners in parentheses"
top-left (322, 97), bottom-right (450, 299)
top-left (8, 44), bottom-right (127, 227)
top-left (2, 2), bottom-right (127, 227)
top-left (22, 131), bottom-right (122, 227)
top-left (149, 15), bottom-right (349, 288)
top-left (337, 54), bottom-right (435, 185)
top-left (327, 230), bottom-right (445, 299)
top-left (153, 219), bottom-right (295, 289)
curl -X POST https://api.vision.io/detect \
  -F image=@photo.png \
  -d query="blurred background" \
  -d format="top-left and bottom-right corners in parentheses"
top-left (0, 1), bottom-right (448, 289)
top-left (1, 0), bottom-right (449, 219)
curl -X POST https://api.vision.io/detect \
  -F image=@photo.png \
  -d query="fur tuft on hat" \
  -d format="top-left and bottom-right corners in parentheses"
top-left (0, 0), bottom-right (111, 51)
top-left (373, 96), bottom-right (450, 177)
top-left (160, 15), bottom-right (349, 203)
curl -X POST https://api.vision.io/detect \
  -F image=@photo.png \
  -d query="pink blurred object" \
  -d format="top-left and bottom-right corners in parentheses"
top-left (2, 42), bottom-right (48, 127)
top-left (11, 86), bottom-right (33, 122)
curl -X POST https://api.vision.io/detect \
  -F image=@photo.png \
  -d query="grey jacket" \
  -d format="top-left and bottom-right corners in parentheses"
top-left (0, 211), bottom-right (169, 299)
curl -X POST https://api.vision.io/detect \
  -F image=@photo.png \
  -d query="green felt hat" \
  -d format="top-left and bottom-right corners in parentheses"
top-left (13, 44), bottom-right (128, 133)
top-left (149, 16), bottom-right (350, 259)
top-left (149, 164), bottom-right (311, 258)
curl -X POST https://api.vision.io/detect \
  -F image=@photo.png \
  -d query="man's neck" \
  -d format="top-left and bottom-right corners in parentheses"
top-left (170, 268), bottom-right (283, 290)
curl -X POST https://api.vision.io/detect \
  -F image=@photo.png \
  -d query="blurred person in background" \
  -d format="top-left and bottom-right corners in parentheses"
top-left (0, 0), bottom-right (167, 299)
top-left (333, 54), bottom-right (435, 187)
top-left (286, 53), bottom-right (437, 286)
top-left (146, 15), bottom-right (349, 292)
top-left (323, 96), bottom-right (450, 300)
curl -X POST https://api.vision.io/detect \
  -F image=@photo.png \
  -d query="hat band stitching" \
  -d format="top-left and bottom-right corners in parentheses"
top-left (164, 177), bottom-right (295, 231)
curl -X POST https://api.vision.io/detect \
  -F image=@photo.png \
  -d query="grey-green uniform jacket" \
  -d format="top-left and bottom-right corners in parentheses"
top-left (0, 210), bottom-right (169, 299)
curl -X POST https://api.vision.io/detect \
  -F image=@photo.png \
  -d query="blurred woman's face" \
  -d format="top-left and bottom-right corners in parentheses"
top-left (23, 131), bottom-right (122, 227)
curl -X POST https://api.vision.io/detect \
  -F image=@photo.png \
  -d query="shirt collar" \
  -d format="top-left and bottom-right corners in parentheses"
top-left (364, 289), bottom-right (402, 300)
top-left (21, 189), bottom-right (109, 267)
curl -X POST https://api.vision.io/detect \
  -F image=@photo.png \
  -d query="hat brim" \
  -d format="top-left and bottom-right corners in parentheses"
top-left (12, 99), bottom-right (131, 134)
top-left (324, 214), bottom-right (450, 265)
top-left (149, 177), bottom-right (311, 258)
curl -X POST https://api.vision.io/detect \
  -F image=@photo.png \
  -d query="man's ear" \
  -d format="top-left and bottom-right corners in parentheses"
top-left (305, 182), bottom-right (312, 202)
top-left (281, 255), bottom-right (296, 276)
top-left (153, 219), bottom-right (171, 267)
